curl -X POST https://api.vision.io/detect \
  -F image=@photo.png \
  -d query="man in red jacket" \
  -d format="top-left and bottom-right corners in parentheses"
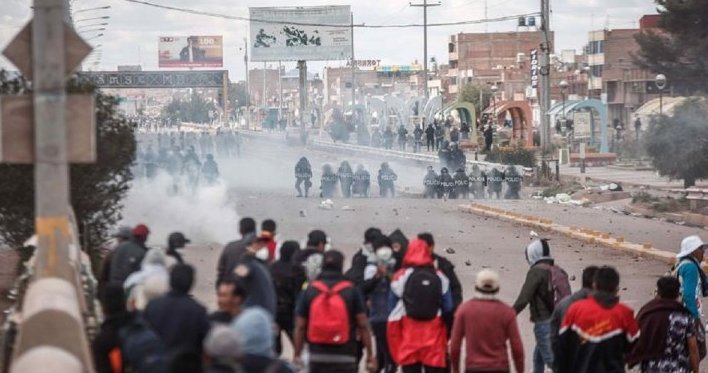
top-left (450, 269), bottom-right (524, 373)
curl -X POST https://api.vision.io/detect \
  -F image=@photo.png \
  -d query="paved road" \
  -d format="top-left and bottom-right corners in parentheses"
top-left (125, 136), bottom-right (687, 369)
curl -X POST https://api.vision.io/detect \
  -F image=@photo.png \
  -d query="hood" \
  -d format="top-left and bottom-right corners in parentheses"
top-left (526, 239), bottom-right (553, 266)
top-left (389, 229), bottom-right (409, 250)
top-left (232, 307), bottom-right (273, 358)
top-left (403, 239), bottom-right (433, 267)
top-left (638, 298), bottom-right (687, 320)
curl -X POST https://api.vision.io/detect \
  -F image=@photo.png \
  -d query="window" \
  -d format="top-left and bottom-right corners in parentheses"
top-left (449, 43), bottom-right (456, 53)
top-left (590, 65), bottom-right (604, 78)
top-left (588, 40), bottom-right (604, 54)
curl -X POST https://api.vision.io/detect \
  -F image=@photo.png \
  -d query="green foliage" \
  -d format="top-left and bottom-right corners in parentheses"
top-left (229, 81), bottom-right (249, 109)
top-left (0, 71), bottom-right (136, 250)
top-left (163, 91), bottom-right (217, 123)
top-left (484, 142), bottom-right (536, 167)
top-left (458, 83), bottom-right (491, 116)
top-left (643, 98), bottom-right (708, 188)
top-left (634, 0), bottom-right (708, 93)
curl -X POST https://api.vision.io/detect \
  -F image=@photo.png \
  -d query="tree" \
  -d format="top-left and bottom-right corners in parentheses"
top-left (459, 83), bottom-right (491, 117)
top-left (643, 98), bottom-right (708, 188)
top-left (162, 91), bottom-right (216, 123)
top-left (0, 71), bottom-right (136, 249)
top-left (634, 0), bottom-right (708, 94)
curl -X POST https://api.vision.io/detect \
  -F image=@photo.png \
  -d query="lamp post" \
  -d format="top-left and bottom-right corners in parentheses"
top-left (491, 83), bottom-right (498, 126)
top-left (655, 74), bottom-right (667, 116)
top-left (559, 79), bottom-right (569, 133)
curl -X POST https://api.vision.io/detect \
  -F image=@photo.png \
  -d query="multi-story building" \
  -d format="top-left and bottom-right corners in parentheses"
top-left (323, 63), bottom-right (425, 106)
top-left (585, 15), bottom-right (661, 125)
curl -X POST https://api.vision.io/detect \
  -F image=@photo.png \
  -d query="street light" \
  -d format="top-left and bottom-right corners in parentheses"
top-left (75, 16), bottom-right (109, 23)
top-left (559, 79), bottom-right (569, 133)
top-left (85, 33), bottom-right (104, 41)
top-left (490, 84), bottom-right (499, 127)
top-left (655, 74), bottom-right (667, 116)
top-left (79, 27), bottom-right (106, 34)
top-left (74, 5), bottom-right (111, 14)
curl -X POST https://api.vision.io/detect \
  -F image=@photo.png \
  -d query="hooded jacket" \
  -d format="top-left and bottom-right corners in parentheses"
top-left (513, 240), bottom-right (556, 322)
top-left (626, 298), bottom-right (691, 367)
top-left (387, 239), bottom-right (453, 368)
top-left (557, 292), bottom-right (639, 373)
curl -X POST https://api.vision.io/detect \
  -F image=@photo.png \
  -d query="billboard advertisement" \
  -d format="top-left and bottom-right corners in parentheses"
top-left (159, 36), bottom-right (223, 68)
top-left (249, 6), bottom-right (352, 62)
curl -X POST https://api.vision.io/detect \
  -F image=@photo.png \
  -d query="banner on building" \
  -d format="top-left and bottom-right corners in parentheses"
top-left (249, 6), bottom-right (352, 62)
top-left (573, 111), bottom-right (592, 138)
top-left (159, 36), bottom-right (224, 68)
top-left (529, 48), bottom-right (539, 89)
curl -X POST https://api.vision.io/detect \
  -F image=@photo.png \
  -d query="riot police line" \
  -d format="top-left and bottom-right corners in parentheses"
top-left (424, 164), bottom-right (523, 200)
top-left (294, 157), bottom-right (398, 199)
top-left (132, 129), bottom-right (240, 194)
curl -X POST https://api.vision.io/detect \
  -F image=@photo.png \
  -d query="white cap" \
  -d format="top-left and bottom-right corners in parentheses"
top-left (475, 269), bottom-right (500, 294)
top-left (677, 235), bottom-right (707, 258)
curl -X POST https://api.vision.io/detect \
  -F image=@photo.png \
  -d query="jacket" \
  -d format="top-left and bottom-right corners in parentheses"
top-left (216, 233), bottom-right (257, 285)
top-left (550, 288), bottom-right (591, 366)
top-left (433, 253), bottom-right (463, 332)
top-left (450, 298), bottom-right (524, 373)
top-left (557, 293), bottom-right (639, 373)
top-left (109, 240), bottom-right (147, 285)
top-left (513, 260), bottom-right (554, 322)
top-left (676, 256), bottom-right (707, 319)
top-left (270, 259), bottom-right (304, 321)
top-left (235, 256), bottom-right (277, 316)
top-left (144, 290), bottom-right (210, 356)
top-left (626, 298), bottom-right (691, 367)
top-left (387, 239), bottom-right (453, 368)
top-left (92, 313), bottom-right (135, 373)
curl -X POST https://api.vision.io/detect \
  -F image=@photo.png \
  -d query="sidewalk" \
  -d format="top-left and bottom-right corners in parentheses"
top-left (463, 199), bottom-right (706, 257)
top-left (558, 164), bottom-right (708, 190)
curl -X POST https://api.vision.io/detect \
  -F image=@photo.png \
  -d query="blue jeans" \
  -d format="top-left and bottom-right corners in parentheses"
top-left (533, 320), bottom-right (554, 373)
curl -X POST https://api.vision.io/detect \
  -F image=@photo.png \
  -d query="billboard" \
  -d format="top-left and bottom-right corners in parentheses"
top-left (159, 36), bottom-right (223, 68)
top-left (249, 6), bottom-right (352, 62)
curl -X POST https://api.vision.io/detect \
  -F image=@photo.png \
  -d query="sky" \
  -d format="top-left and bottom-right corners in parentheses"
top-left (0, 0), bottom-right (658, 81)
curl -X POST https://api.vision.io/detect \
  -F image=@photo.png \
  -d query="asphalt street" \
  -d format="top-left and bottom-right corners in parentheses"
top-left (143, 136), bottom-right (683, 369)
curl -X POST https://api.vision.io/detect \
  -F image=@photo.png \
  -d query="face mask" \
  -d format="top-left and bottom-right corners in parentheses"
top-left (376, 247), bottom-right (393, 262)
top-left (255, 248), bottom-right (270, 261)
top-left (324, 237), bottom-right (333, 252)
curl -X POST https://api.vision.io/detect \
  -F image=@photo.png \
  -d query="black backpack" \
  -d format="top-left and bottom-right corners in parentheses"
top-left (402, 266), bottom-right (442, 320)
top-left (119, 317), bottom-right (168, 373)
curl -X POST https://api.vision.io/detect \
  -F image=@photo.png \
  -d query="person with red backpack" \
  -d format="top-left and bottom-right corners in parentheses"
top-left (513, 239), bottom-right (571, 373)
top-left (293, 250), bottom-right (377, 373)
top-left (387, 238), bottom-right (454, 373)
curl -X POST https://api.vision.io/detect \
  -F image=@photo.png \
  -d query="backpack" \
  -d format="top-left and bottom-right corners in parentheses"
top-left (119, 318), bottom-right (168, 373)
top-left (402, 266), bottom-right (442, 320)
top-left (307, 280), bottom-right (352, 345)
top-left (538, 263), bottom-right (571, 309)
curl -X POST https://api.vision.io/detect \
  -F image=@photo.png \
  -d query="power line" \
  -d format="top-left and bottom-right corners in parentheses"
top-left (121, 0), bottom-right (538, 28)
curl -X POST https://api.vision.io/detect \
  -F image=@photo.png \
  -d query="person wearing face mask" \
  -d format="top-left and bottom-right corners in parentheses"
top-left (346, 228), bottom-right (384, 287)
top-left (232, 236), bottom-right (277, 317)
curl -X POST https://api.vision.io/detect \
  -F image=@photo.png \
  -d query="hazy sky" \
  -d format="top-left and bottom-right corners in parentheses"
top-left (1, 0), bottom-right (658, 80)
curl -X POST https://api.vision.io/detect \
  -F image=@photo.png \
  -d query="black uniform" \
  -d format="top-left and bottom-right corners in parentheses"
top-left (448, 143), bottom-right (466, 171)
top-left (294, 157), bottom-right (313, 197)
top-left (438, 168), bottom-right (454, 199)
top-left (320, 164), bottom-right (339, 198)
top-left (397, 125), bottom-right (408, 151)
top-left (337, 161), bottom-right (354, 198)
top-left (504, 166), bottom-right (523, 200)
top-left (438, 141), bottom-right (451, 169)
top-left (423, 168), bottom-right (439, 199)
top-left (469, 165), bottom-right (486, 199)
top-left (352, 165), bottom-right (371, 197)
top-left (487, 167), bottom-right (504, 199)
top-left (413, 126), bottom-right (424, 153)
top-left (451, 168), bottom-right (470, 199)
top-left (377, 162), bottom-right (397, 198)
top-left (425, 124), bottom-right (436, 151)
top-left (201, 154), bottom-right (219, 185)
top-left (383, 127), bottom-right (395, 150)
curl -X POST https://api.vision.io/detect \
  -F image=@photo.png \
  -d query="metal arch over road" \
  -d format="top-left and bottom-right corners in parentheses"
top-left (79, 70), bottom-right (227, 89)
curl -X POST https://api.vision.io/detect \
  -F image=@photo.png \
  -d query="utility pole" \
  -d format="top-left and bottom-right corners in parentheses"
top-left (278, 61), bottom-right (283, 120)
top-left (243, 38), bottom-right (250, 129)
top-left (350, 12), bottom-right (356, 107)
top-left (263, 61), bottom-right (267, 109)
top-left (298, 60), bottom-right (307, 144)
top-left (410, 0), bottom-right (440, 100)
top-left (539, 0), bottom-right (552, 153)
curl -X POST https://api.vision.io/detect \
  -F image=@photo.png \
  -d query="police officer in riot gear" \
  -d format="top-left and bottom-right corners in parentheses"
top-left (337, 161), bottom-right (354, 198)
top-left (423, 166), bottom-right (439, 199)
top-left (377, 162), bottom-right (397, 198)
top-left (452, 168), bottom-right (470, 199)
top-left (438, 140), bottom-right (451, 169)
top-left (487, 167), bottom-right (504, 199)
top-left (295, 157), bottom-right (313, 198)
top-left (438, 167), bottom-right (454, 199)
top-left (352, 164), bottom-right (371, 197)
top-left (320, 164), bottom-right (339, 198)
top-left (201, 154), bottom-right (220, 186)
top-left (504, 165), bottom-right (523, 199)
top-left (448, 142), bottom-right (466, 171)
top-left (469, 164), bottom-right (486, 199)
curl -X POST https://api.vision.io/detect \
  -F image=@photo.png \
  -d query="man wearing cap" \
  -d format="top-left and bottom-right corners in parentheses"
top-left (167, 232), bottom-right (190, 266)
top-left (451, 269), bottom-right (524, 373)
top-left (109, 224), bottom-right (150, 285)
top-left (98, 226), bottom-right (132, 291)
top-left (675, 235), bottom-right (708, 321)
top-left (293, 230), bottom-right (329, 283)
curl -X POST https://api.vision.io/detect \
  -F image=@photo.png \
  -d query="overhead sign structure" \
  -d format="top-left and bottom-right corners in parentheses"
top-left (79, 70), bottom-right (226, 88)
top-left (250, 6), bottom-right (352, 62)
top-left (159, 35), bottom-right (224, 68)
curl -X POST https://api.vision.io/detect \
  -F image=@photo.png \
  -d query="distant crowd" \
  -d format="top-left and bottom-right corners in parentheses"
top-left (96, 218), bottom-right (708, 373)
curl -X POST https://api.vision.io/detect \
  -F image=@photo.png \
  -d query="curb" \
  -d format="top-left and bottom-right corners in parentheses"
top-left (458, 202), bottom-right (678, 264)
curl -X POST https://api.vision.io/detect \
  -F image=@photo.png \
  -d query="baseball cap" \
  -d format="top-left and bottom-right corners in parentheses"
top-left (168, 232), bottom-right (191, 249)
top-left (111, 226), bottom-right (132, 240)
top-left (132, 224), bottom-right (150, 240)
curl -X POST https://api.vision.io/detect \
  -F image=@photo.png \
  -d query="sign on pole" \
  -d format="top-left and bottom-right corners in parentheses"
top-left (249, 6), bottom-right (352, 62)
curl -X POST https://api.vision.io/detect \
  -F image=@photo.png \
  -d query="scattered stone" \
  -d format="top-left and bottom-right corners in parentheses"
top-left (464, 260), bottom-right (472, 266)
top-left (569, 275), bottom-right (576, 281)
top-left (445, 248), bottom-right (456, 254)
top-left (299, 210), bottom-right (307, 217)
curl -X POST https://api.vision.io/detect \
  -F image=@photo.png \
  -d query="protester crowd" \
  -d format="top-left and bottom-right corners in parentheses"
top-left (96, 218), bottom-right (708, 373)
